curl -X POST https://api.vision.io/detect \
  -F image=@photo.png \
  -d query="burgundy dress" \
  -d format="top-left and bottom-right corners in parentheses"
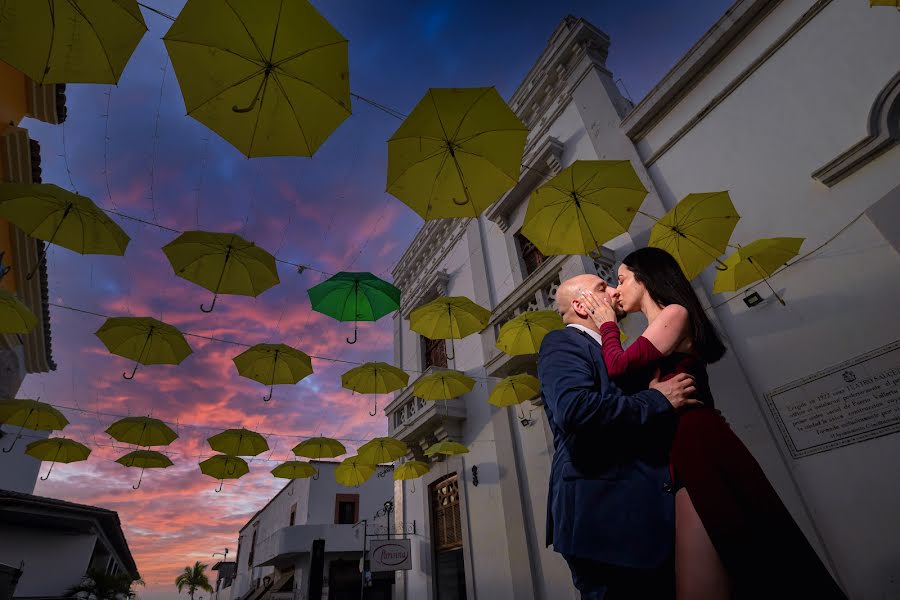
top-left (598, 321), bottom-right (846, 599)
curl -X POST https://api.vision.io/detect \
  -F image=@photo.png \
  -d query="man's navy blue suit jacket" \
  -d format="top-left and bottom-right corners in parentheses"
top-left (537, 326), bottom-right (676, 568)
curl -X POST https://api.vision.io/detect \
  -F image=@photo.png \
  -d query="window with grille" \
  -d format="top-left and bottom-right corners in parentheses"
top-left (431, 474), bottom-right (463, 552)
top-left (334, 493), bottom-right (359, 524)
top-left (515, 231), bottom-right (547, 276)
top-left (424, 336), bottom-right (448, 369)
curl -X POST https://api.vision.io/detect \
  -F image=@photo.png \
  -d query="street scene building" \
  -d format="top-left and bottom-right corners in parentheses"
top-left (231, 461), bottom-right (395, 600)
top-left (387, 3), bottom-right (900, 599)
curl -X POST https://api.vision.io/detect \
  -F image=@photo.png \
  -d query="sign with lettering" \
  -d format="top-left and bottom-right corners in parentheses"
top-left (765, 341), bottom-right (900, 458)
top-left (369, 539), bottom-right (412, 572)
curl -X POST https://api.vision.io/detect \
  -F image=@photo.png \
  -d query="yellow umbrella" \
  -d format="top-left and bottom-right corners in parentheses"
top-left (0, 291), bottom-right (38, 334)
top-left (115, 449), bottom-right (173, 489)
top-left (386, 87), bottom-right (528, 219)
top-left (648, 192), bottom-right (740, 280)
top-left (293, 437), bottom-right (346, 460)
top-left (870, 0), bottom-right (899, 6)
top-left (341, 362), bottom-right (409, 417)
top-left (410, 296), bottom-right (490, 360)
top-left (424, 440), bottom-right (469, 456)
top-left (521, 160), bottom-right (648, 256)
top-left (335, 455), bottom-right (375, 487)
top-left (413, 370), bottom-right (475, 401)
top-left (105, 416), bottom-right (177, 447)
top-left (199, 454), bottom-right (250, 493)
top-left (162, 231), bottom-right (280, 313)
top-left (357, 437), bottom-right (408, 465)
top-left (207, 428), bottom-right (268, 457)
top-left (95, 316), bottom-right (193, 380)
top-left (713, 237), bottom-right (805, 305)
top-left (0, 399), bottom-right (68, 452)
top-left (233, 343), bottom-right (313, 402)
top-left (489, 374), bottom-right (540, 407)
top-left (163, 0), bottom-right (350, 157)
top-left (0, 0), bottom-right (147, 84)
top-left (394, 460), bottom-right (430, 493)
top-left (271, 460), bottom-right (317, 486)
top-left (495, 310), bottom-right (564, 356)
top-left (0, 184), bottom-right (130, 278)
top-left (25, 437), bottom-right (90, 480)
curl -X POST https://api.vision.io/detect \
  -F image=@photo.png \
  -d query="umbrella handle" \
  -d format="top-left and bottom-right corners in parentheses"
top-left (232, 75), bottom-right (267, 114)
top-left (123, 331), bottom-right (152, 380)
top-left (40, 461), bottom-right (55, 480)
top-left (200, 293), bottom-right (218, 313)
top-left (288, 486), bottom-right (294, 496)
top-left (264, 353), bottom-right (278, 402)
top-left (263, 385), bottom-right (274, 402)
top-left (369, 397), bottom-right (378, 417)
top-left (312, 469), bottom-right (320, 481)
top-left (123, 361), bottom-right (140, 380)
top-left (1, 422), bottom-right (26, 452)
top-left (446, 338), bottom-right (455, 361)
top-left (215, 480), bottom-right (224, 493)
top-left (410, 480), bottom-right (415, 494)
top-left (133, 467), bottom-right (145, 490)
top-left (346, 327), bottom-right (358, 345)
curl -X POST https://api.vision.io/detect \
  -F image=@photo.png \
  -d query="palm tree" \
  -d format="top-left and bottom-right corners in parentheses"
top-left (66, 568), bottom-right (143, 600)
top-left (175, 561), bottom-right (213, 600)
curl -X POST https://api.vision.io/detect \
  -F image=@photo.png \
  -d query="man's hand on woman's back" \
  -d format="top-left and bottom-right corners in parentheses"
top-left (649, 370), bottom-right (702, 411)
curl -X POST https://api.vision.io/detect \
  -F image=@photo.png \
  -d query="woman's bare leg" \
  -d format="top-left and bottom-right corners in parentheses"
top-left (675, 488), bottom-right (732, 600)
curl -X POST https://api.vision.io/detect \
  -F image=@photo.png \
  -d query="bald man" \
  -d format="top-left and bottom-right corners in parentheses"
top-left (538, 274), bottom-right (698, 600)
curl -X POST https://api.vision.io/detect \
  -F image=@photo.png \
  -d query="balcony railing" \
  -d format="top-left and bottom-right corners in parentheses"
top-left (384, 366), bottom-right (467, 451)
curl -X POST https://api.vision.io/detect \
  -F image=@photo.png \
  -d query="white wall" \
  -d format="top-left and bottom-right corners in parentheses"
top-left (0, 426), bottom-right (47, 494)
top-left (0, 524), bottom-right (95, 596)
top-left (633, 1), bottom-right (900, 597)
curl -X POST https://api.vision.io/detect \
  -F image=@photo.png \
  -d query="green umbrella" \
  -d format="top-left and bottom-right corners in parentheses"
top-left (307, 272), bottom-right (401, 344)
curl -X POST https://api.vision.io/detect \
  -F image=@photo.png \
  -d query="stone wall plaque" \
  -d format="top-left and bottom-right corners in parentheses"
top-left (765, 340), bottom-right (900, 458)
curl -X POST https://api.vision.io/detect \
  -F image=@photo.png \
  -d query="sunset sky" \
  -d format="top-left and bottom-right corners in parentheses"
top-left (18, 1), bottom-right (732, 598)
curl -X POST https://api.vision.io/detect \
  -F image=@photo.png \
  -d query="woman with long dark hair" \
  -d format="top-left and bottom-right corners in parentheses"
top-left (581, 247), bottom-right (844, 599)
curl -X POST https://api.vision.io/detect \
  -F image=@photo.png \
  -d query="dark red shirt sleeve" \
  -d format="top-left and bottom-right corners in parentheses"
top-left (599, 321), bottom-right (663, 378)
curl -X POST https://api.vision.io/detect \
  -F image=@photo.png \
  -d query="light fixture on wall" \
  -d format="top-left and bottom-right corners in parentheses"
top-left (743, 291), bottom-right (764, 308)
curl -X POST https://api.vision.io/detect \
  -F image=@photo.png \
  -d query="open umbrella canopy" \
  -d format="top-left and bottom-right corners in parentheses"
top-left (713, 237), bottom-right (805, 293)
top-left (105, 416), bottom-right (177, 447)
top-left (0, 399), bottom-right (68, 431)
top-left (292, 436), bottom-right (346, 459)
top-left (335, 456), bottom-right (375, 487)
top-left (0, 0), bottom-right (147, 84)
top-left (341, 362), bottom-right (409, 394)
top-left (26, 437), bottom-right (90, 480)
top-left (386, 87), bottom-right (528, 219)
top-left (271, 460), bottom-right (317, 480)
top-left (233, 343), bottom-right (313, 401)
top-left (409, 296), bottom-right (490, 340)
top-left (115, 449), bottom-right (174, 469)
top-left (495, 310), bottom-right (564, 356)
top-left (521, 160), bottom-right (647, 256)
top-left (0, 184), bottom-right (130, 259)
top-left (413, 370), bottom-right (475, 401)
top-left (163, 0), bottom-right (350, 157)
top-left (0, 291), bottom-right (38, 334)
top-left (393, 460), bottom-right (430, 481)
top-left (649, 191), bottom-right (740, 280)
top-left (307, 272), bottom-right (401, 343)
top-left (424, 440), bottom-right (469, 456)
top-left (26, 438), bottom-right (91, 462)
top-left (207, 428), bottom-right (268, 457)
top-left (489, 374), bottom-right (541, 407)
top-left (95, 316), bottom-right (193, 379)
top-left (357, 437), bottom-right (408, 464)
top-left (162, 231), bottom-right (279, 313)
top-left (199, 454), bottom-right (250, 480)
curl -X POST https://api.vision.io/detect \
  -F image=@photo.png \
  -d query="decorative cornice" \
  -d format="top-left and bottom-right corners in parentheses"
top-left (392, 217), bottom-right (468, 307)
top-left (621, 0), bottom-right (780, 140)
top-left (484, 137), bottom-right (564, 232)
top-left (510, 17), bottom-right (611, 132)
top-left (812, 70), bottom-right (900, 187)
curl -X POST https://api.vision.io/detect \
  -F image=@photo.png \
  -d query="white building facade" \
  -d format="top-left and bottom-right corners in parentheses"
top-left (387, 3), bottom-right (900, 599)
top-left (231, 460), bottom-right (395, 600)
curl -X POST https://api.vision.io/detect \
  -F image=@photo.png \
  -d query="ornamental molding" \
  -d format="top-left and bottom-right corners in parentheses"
top-left (484, 136), bottom-right (564, 232)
